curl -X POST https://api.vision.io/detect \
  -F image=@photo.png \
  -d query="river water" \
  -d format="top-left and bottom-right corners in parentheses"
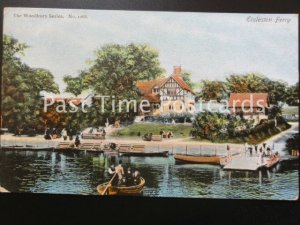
top-left (0, 125), bottom-right (298, 200)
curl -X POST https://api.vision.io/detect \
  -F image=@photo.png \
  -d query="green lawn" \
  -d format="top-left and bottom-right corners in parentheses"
top-left (282, 107), bottom-right (298, 116)
top-left (112, 123), bottom-right (192, 138)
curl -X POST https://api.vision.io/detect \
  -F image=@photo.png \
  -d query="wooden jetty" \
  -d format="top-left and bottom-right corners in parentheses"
top-left (222, 154), bottom-right (280, 171)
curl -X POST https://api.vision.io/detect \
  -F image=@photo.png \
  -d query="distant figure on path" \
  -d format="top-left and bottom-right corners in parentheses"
top-left (44, 128), bottom-right (52, 140)
top-left (75, 135), bottom-right (81, 147)
top-left (61, 128), bottom-right (67, 140)
top-left (167, 131), bottom-right (173, 138)
top-left (227, 145), bottom-right (231, 160)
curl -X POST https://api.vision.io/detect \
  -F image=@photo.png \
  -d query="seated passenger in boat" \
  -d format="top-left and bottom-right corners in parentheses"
top-left (133, 170), bottom-right (141, 185)
top-left (126, 167), bottom-right (134, 186)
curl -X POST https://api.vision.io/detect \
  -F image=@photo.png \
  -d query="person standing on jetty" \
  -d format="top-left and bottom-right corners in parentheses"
top-left (61, 128), bottom-right (67, 141)
top-left (227, 145), bottom-right (231, 160)
top-left (74, 135), bottom-right (81, 147)
top-left (254, 145), bottom-right (258, 156)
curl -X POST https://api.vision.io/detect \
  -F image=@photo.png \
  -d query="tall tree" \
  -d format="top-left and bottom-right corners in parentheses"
top-left (64, 43), bottom-right (164, 125)
top-left (181, 71), bottom-right (195, 89)
top-left (286, 82), bottom-right (299, 106)
top-left (2, 35), bottom-right (59, 131)
top-left (198, 80), bottom-right (228, 102)
top-left (226, 73), bottom-right (290, 104)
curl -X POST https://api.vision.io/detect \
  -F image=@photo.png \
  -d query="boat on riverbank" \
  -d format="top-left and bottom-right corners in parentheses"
top-left (97, 177), bottom-right (145, 196)
top-left (0, 145), bottom-right (54, 151)
top-left (174, 154), bottom-right (222, 165)
top-left (119, 150), bottom-right (169, 157)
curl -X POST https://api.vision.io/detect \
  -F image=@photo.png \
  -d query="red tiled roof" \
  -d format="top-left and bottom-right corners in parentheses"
top-left (136, 79), bottom-right (166, 95)
top-left (136, 79), bottom-right (165, 103)
top-left (171, 75), bottom-right (193, 93)
top-left (143, 93), bottom-right (160, 103)
top-left (228, 93), bottom-right (270, 108)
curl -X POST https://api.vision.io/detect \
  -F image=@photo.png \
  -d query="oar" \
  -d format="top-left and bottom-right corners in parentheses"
top-left (101, 172), bottom-right (117, 195)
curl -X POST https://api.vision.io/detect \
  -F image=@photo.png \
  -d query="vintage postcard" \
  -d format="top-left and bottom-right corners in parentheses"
top-left (0, 7), bottom-right (298, 200)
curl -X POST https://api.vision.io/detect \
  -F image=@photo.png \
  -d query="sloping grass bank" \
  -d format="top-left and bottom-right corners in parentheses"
top-left (112, 123), bottom-right (192, 138)
top-left (246, 120), bottom-right (291, 144)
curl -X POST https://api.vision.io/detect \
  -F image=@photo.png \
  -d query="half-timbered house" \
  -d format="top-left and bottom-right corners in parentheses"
top-left (137, 66), bottom-right (195, 115)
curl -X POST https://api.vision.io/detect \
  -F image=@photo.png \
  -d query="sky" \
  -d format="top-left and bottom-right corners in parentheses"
top-left (3, 8), bottom-right (299, 94)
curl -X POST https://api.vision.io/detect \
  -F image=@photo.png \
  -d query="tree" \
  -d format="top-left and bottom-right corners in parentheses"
top-left (63, 70), bottom-right (89, 96)
top-left (268, 105), bottom-right (282, 120)
top-left (2, 35), bottom-right (59, 131)
top-left (181, 71), bottom-right (195, 89)
top-left (198, 80), bottom-right (228, 102)
top-left (191, 111), bottom-right (228, 141)
top-left (226, 73), bottom-right (268, 93)
top-left (64, 43), bottom-right (164, 125)
top-left (226, 73), bottom-right (290, 104)
top-left (286, 82), bottom-right (299, 106)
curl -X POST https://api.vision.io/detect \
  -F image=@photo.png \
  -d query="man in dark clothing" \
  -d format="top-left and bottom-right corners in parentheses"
top-left (75, 135), bottom-right (81, 147)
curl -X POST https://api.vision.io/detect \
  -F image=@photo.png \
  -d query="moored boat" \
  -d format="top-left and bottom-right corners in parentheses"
top-left (174, 154), bottom-right (222, 165)
top-left (264, 155), bottom-right (280, 168)
top-left (97, 177), bottom-right (145, 196)
top-left (0, 145), bottom-right (54, 151)
top-left (119, 151), bottom-right (168, 157)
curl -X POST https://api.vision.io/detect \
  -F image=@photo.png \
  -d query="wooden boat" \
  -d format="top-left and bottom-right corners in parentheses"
top-left (264, 155), bottom-right (280, 168)
top-left (97, 177), bottom-right (145, 196)
top-left (0, 145), bottom-right (54, 151)
top-left (174, 154), bottom-right (222, 165)
top-left (119, 150), bottom-right (169, 157)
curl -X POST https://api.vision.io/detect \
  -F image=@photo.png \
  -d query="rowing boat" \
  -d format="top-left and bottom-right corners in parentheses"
top-left (97, 177), bottom-right (145, 196)
top-left (1, 145), bottom-right (54, 151)
top-left (174, 154), bottom-right (222, 165)
top-left (119, 151), bottom-right (168, 157)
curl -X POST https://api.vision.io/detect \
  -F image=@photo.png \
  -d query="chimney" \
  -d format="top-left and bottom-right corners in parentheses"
top-left (173, 66), bottom-right (182, 76)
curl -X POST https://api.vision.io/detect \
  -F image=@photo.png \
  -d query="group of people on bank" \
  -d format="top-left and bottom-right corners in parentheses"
top-left (108, 160), bottom-right (141, 186)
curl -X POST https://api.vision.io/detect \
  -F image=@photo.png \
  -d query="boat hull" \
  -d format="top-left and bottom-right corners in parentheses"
top-left (1, 146), bottom-right (54, 151)
top-left (97, 178), bottom-right (145, 196)
top-left (119, 151), bottom-right (168, 157)
top-left (174, 154), bottom-right (221, 165)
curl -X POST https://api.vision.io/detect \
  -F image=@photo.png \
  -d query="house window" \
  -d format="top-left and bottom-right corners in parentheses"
top-left (153, 87), bottom-right (159, 93)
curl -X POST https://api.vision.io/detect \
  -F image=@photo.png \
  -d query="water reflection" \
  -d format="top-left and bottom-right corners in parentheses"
top-left (0, 150), bottom-right (298, 200)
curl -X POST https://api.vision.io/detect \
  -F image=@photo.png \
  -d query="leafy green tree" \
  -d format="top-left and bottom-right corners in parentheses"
top-left (198, 80), bottom-right (228, 101)
top-left (181, 71), bottom-right (195, 89)
top-left (63, 70), bottom-right (89, 96)
top-left (64, 43), bottom-right (164, 125)
top-left (226, 73), bottom-right (290, 104)
top-left (268, 105), bottom-right (282, 120)
top-left (226, 73), bottom-right (268, 93)
top-left (191, 111), bottom-right (228, 141)
top-left (2, 35), bottom-right (59, 131)
top-left (286, 82), bottom-right (299, 106)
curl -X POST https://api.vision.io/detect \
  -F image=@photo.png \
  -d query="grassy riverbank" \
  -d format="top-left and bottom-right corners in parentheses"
top-left (112, 123), bottom-right (192, 138)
